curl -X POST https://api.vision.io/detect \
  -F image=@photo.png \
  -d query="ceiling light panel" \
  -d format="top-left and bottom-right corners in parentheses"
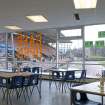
top-left (73, 0), bottom-right (97, 9)
top-left (26, 15), bottom-right (48, 22)
top-left (61, 29), bottom-right (81, 37)
top-left (5, 26), bottom-right (22, 30)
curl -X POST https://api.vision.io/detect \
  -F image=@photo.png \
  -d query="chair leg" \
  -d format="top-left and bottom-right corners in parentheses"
top-left (36, 85), bottom-right (41, 99)
top-left (25, 87), bottom-right (31, 102)
top-left (8, 90), bottom-right (12, 105)
top-left (21, 87), bottom-right (27, 102)
top-left (15, 88), bottom-right (20, 100)
top-left (49, 80), bottom-right (52, 88)
top-left (58, 82), bottom-right (61, 91)
top-left (2, 88), bottom-right (6, 100)
top-left (18, 87), bottom-right (24, 98)
top-left (30, 86), bottom-right (35, 96)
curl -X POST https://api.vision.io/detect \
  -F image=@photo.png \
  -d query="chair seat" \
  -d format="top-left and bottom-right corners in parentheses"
top-left (0, 83), bottom-right (6, 87)
top-left (75, 100), bottom-right (102, 105)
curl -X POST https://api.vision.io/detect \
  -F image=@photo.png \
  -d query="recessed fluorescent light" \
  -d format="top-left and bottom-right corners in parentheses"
top-left (73, 0), bottom-right (97, 9)
top-left (26, 15), bottom-right (48, 22)
top-left (5, 26), bottom-right (22, 30)
top-left (61, 29), bottom-right (81, 37)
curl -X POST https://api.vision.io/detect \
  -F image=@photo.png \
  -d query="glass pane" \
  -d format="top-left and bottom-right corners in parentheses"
top-left (85, 24), bottom-right (105, 76)
top-left (13, 29), bottom-right (57, 72)
top-left (7, 34), bottom-right (13, 58)
top-left (58, 40), bottom-right (83, 70)
top-left (0, 33), bottom-right (6, 57)
top-left (0, 33), bottom-right (6, 70)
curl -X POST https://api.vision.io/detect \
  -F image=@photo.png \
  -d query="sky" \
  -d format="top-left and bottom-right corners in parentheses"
top-left (85, 24), bottom-right (105, 41)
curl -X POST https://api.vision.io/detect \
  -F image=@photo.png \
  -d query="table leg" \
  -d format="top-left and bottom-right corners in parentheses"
top-left (62, 82), bottom-right (63, 93)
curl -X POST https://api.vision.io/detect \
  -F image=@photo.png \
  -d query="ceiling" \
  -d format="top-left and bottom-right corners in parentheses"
top-left (0, 0), bottom-right (104, 32)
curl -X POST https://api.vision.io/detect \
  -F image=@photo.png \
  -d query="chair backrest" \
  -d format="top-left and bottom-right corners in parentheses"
top-left (52, 71), bottom-right (61, 80)
top-left (26, 74), bottom-right (39, 86)
top-left (64, 71), bottom-right (75, 80)
top-left (80, 70), bottom-right (86, 79)
top-left (71, 91), bottom-right (88, 105)
top-left (32, 67), bottom-right (40, 74)
top-left (23, 67), bottom-right (31, 72)
top-left (9, 76), bottom-right (23, 88)
top-left (0, 77), bottom-right (4, 86)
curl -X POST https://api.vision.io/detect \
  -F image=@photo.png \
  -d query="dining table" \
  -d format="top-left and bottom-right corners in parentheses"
top-left (0, 71), bottom-right (36, 105)
top-left (0, 71), bottom-right (33, 78)
top-left (70, 82), bottom-right (105, 105)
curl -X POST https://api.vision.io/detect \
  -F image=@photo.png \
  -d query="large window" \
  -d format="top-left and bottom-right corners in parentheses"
top-left (0, 33), bottom-right (6, 70)
top-left (1, 25), bottom-right (105, 75)
top-left (59, 28), bottom-right (83, 70)
top-left (85, 24), bottom-right (105, 76)
top-left (11, 30), bottom-right (57, 72)
top-left (58, 40), bottom-right (83, 70)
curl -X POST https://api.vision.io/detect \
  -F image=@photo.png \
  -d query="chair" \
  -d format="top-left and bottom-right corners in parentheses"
top-left (49, 70), bottom-right (63, 90)
top-left (71, 91), bottom-right (102, 105)
top-left (0, 77), bottom-right (6, 98)
top-left (2, 76), bottom-right (24, 105)
top-left (7, 76), bottom-right (24, 96)
top-left (0, 77), bottom-right (6, 88)
top-left (63, 71), bottom-right (75, 80)
top-left (32, 67), bottom-right (40, 74)
top-left (11, 76), bottom-right (24, 88)
top-left (63, 71), bottom-right (75, 91)
top-left (23, 67), bottom-right (31, 72)
top-left (74, 70), bottom-right (86, 86)
top-left (32, 67), bottom-right (42, 90)
top-left (52, 71), bottom-right (62, 80)
top-left (79, 70), bottom-right (86, 80)
top-left (23, 74), bottom-right (41, 99)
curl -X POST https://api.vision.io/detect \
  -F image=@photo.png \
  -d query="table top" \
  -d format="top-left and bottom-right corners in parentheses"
top-left (0, 72), bottom-right (34, 78)
top-left (71, 82), bottom-right (105, 96)
top-left (50, 69), bottom-right (82, 72)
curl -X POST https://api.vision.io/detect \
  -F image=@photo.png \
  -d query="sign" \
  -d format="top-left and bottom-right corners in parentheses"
top-left (85, 41), bottom-right (93, 48)
top-left (95, 41), bottom-right (104, 48)
top-left (98, 31), bottom-right (105, 38)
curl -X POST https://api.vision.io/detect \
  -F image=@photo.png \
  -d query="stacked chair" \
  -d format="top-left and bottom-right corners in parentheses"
top-left (49, 70), bottom-right (64, 90)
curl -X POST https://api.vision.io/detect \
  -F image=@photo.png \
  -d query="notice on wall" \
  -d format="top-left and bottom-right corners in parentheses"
top-left (95, 41), bottom-right (104, 48)
top-left (98, 31), bottom-right (105, 38)
top-left (85, 41), bottom-right (93, 48)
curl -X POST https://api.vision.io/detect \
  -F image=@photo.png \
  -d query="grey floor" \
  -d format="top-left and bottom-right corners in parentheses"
top-left (0, 81), bottom-right (70, 105)
top-left (0, 80), bottom-right (104, 105)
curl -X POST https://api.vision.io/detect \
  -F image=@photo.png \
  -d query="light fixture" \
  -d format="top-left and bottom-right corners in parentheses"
top-left (61, 29), bottom-right (81, 37)
top-left (4, 26), bottom-right (22, 30)
top-left (73, 0), bottom-right (97, 9)
top-left (26, 15), bottom-right (48, 22)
